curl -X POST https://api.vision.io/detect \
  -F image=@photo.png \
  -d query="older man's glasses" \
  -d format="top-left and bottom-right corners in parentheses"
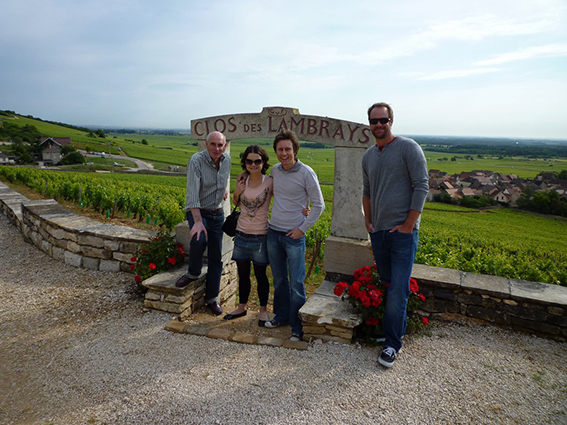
top-left (245, 159), bottom-right (263, 166)
top-left (369, 117), bottom-right (391, 125)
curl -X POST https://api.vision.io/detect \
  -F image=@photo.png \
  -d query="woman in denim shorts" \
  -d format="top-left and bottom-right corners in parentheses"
top-left (223, 145), bottom-right (273, 326)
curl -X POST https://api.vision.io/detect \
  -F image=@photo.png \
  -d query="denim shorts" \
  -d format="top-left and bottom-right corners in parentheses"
top-left (231, 231), bottom-right (269, 265)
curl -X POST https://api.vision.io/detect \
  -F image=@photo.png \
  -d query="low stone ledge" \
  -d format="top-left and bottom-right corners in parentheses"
top-left (510, 278), bottom-right (567, 306)
top-left (412, 264), bottom-right (462, 289)
top-left (462, 272), bottom-right (510, 298)
top-left (142, 263), bottom-right (237, 320)
top-left (18, 198), bottom-right (154, 273)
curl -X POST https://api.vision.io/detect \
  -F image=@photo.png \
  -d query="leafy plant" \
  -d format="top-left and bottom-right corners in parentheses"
top-left (131, 229), bottom-right (186, 285)
top-left (334, 265), bottom-right (428, 344)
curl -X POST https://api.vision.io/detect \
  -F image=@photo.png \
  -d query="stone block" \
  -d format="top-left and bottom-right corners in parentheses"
top-left (145, 292), bottom-right (162, 301)
top-left (164, 320), bottom-right (188, 333)
top-left (104, 239), bottom-right (121, 251)
top-left (231, 332), bottom-right (257, 344)
top-left (121, 241), bottom-right (141, 254)
top-left (64, 251), bottom-right (82, 268)
top-left (434, 289), bottom-right (458, 301)
top-left (52, 246), bottom-right (65, 261)
top-left (412, 264), bottom-right (462, 289)
top-left (548, 314), bottom-right (567, 327)
top-left (142, 267), bottom-right (203, 293)
top-left (299, 281), bottom-right (362, 329)
top-left (77, 233), bottom-right (105, 248)
top-left (303, 325), bottom-right (326, 334)
top-left (432, 298), bottom-right (459, 313)
top-left (81, 245), bottom-right (111, 259)
top-left (282, 339), bottom-right (309, 350)
top-left (113, 252), bottom-right (134, 263)
top-left (83, 257), bottom-right (100, 270)
top-left (462, 272), bottom-right (510, 298)
top-left (510, 278), bottom-right (567, 306)
top-left (331, 146), bottom-right (368, 240)
top-left (303, 333), bottom-right (350, 344)
top-left (510, 316), bottom-right (560, 335)
top-left (257, 336), bottom-right (283, 347)
top-left (466, 305), bottom-right (510, 325)
top-left (324, 236), bottom-right (374, 277)
top-left (99, 259), bottom-right (121, 273)
top-left (67, 241), bottom-right (81, 253)
top-left (41, 240), bottom-right (52, 255)
top-left (207, 328), bottom-right (233, 340)
top-left (183, 323), bottom-right (208, 336)
top-left (329, 328), bottom-right (353, 339)
top-left (144, 298), bottom-right (192, 314)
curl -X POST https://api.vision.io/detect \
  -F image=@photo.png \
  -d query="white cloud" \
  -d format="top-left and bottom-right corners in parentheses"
top-left (475, 43), bottom-right (567, 65)
top-left (418, 68), bottom-right (500, 81)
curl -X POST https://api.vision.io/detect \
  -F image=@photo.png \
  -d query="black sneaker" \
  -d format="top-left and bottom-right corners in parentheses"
top-left (264, 319), bottom-right (284, 328)
top-left (290, 333), bottom-right (303, 342)
top-left (378, 347), bottom-right (397, 368)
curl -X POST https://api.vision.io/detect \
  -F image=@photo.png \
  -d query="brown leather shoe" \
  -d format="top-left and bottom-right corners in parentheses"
top-left (175, 275), bottom-right (196, 288)
top-left (207, 301), bottom-right (223, 316)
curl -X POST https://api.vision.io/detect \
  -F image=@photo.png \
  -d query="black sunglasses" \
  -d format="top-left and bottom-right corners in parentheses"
top-left (245, 159), bottom-right (263, 166)
top-left (369, 117), bottom-right (391, 125)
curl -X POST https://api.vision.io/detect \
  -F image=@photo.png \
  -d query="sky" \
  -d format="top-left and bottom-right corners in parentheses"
top-left (1, 0), bottom-right (566, 139)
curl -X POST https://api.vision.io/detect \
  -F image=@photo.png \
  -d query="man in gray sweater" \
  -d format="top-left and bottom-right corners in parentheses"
top-left (264, 130), bottom-right (325, 342)
top-left (362, 102), bottom-right (429, 368)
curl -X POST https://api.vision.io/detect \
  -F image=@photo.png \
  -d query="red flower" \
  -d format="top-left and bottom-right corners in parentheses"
top-left (334, 281), bottom-right (349, 297)
top-left (348, 282), bottom-right (361, 299)
top-left (418, 293), bottom-right (426, 302)
top-left (360, 292), bottom-right (371, 308)
top-left (134, 275), bottom-right (142, 283)
top-left (141, 249), bottom-right (147, 254)
top-left (149, 263), bottom-right (156, 270)
top-left (130, 256), bottom-right (137, 262)
top-left (409, 278), bottom-right (419, 293)
top-left (130, 264), bottom-right (135, 271)
top-left (167, 257), bottom-right (177, 265)
top-left (365, 316), bottom-right (379, 326)
top-left (422, 316), bottom-right (430, 325)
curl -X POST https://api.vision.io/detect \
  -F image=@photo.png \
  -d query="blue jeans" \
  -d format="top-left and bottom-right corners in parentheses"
top-left (187, 210), bottom-right (224, 303)
top-left (370, 229), bottom-right (419, 352)
top-left (267, 228), bottom-right (306, 336)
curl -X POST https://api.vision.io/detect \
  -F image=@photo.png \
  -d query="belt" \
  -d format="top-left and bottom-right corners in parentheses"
top-left (200, 208), bottom-right (223, 215)
top-left (235, 230), bottom-right (265, 238)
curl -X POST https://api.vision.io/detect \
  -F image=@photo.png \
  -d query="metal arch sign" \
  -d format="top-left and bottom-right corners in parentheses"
top-left (190, 106), bottom-right (372, 148)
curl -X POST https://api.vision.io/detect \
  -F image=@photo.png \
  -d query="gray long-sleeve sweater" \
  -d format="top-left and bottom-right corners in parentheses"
top-left (269, 160), bottom-right (325, 234)
top-left (362, 136), bottom-right (429, 231)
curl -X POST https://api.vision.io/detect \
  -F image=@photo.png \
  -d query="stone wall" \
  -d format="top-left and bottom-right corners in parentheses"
top-left (0, 181), bottom-right (156, 272)
top-left (303, 265), bottom-right (567, 343)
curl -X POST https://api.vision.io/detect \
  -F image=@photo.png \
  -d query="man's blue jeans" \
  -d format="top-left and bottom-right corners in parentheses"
top-left (187, 210), bottom-right (224, 303)
top-left (370, 229), bottom-right (419, 352)
top-left (267, 228), bottom-right (306, 336)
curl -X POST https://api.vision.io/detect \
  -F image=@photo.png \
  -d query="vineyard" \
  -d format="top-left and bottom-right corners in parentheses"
top-left (2, 165), bottom-right (567, 286)
top-left (0, 167), bottom-right (187, 230)
top-left (419, 204), bottom-right (567, 286)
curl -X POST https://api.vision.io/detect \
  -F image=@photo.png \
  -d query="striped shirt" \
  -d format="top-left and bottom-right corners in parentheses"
top-left (185, 150), bottom-right (231, 211)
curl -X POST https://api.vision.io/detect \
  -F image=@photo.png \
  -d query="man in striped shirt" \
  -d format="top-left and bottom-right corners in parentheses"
top-left (175, 131), bottom-right (231, 316)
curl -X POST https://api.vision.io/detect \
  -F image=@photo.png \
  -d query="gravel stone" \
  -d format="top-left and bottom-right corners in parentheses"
top-left (1, 213), bottom-right (566, 424)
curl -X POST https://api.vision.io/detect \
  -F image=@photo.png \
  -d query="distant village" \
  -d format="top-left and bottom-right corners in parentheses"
top-left (428, 169), bottom-right (567, 206)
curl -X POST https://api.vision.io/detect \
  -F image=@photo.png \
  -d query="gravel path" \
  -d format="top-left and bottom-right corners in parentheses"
top-left (1, 212), bottom-right (566, 425)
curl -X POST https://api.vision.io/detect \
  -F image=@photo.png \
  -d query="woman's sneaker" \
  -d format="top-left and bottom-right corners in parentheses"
top-left (378, 347), bottom-right (397, 368)
top-left (264, 319), bottom-right (283, 328)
